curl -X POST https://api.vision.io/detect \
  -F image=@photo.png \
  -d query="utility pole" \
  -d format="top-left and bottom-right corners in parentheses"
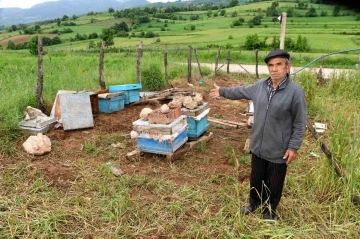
top-left (279, 12), bottom-right (287, 50)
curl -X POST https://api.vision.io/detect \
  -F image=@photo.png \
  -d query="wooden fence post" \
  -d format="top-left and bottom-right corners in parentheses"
top-left (318, 55), bottom-right (325, 85)
top-left (194, 48), bottom-right (204, 80)
top-left (164, 44), bottom-right (168, 84)
top-left (226, 50), bottom-right (231, 74)
top-left (306, 119), bottom-right (360, 205)
top-left (137, 41), bottom-right (143, 84)
top-left (36, 36), bottom-right (48, 114)
top-left (255, 49), bottom-right (259, 78)
top-left (187, 46), bottom-right (192, 83)
top-left (99, 41), bottom-right (106, 90)
top-left (279, 12), bottom-right (287, 50)
top-left (215, 46), bottom-right (221, 76)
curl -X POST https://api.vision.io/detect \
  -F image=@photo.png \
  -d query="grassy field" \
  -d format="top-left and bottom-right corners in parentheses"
top-left (0, 0), bottom-right (360, 238)
top-left (1, 1), bottom-right (360, 54)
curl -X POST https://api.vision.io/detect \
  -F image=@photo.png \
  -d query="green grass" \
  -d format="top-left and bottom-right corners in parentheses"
top-left (1, 1), bottom-right (360, 237)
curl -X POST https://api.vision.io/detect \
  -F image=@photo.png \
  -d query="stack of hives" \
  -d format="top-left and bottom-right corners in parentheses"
top-left (178, 93), bottom-right (210, 139)
top-left (131, 103), bottom-right (187, 156)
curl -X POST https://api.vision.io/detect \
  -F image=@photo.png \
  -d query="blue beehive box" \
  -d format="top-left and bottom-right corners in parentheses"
top-left (187, 115), bottom-right (209, 138)
top-left (109, 84), bottom-right (142, 104)
top-left (136, 127), bottom-right (188, 155)
top-left (98, 95), bottom-right (125, 113)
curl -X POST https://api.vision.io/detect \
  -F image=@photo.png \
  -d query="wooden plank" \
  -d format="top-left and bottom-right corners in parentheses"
top-left (208, 117), bottom-right (247, 127)
top-left (181, 102), bottom-right (208, 116)
top-left (133, 115), bottom-right (186, 135)
top-left (208, 118), bottom-right (237, 128)
top-left (98, 92), bottom-right (124, 99)
top-left (244, 138), bottom-right (250, 153)
top-left (126, 150), bottom-right (141, 160)
top-left (168, 131), bottom-right (213, 161)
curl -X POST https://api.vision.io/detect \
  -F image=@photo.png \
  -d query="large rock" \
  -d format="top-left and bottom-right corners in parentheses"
top-left (23, 133), bottom-right (51, 156)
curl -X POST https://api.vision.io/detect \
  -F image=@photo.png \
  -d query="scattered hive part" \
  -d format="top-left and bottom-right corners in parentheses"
top-left (160, 104), bottom-right (170, 114)
top-left (140, 108), bottom-right (153, 120)
top-left (174, 94), bottom-right (185, 105)
top-left (24, 106), bottom-right (47, 120)
top-left (183, 96), bottom-right (198, 110)
top-left (168, 99), bottom-right (182, 109)
top-left (148, 107), bottom-right (181, 124)
top-left (193, 93), bottom-right (203, 106)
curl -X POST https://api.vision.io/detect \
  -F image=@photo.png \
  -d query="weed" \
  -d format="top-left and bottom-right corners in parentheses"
top-left (141, 63), bottom-right (165, 90)
top-left (196, 141), bottom-right (207, 153)
top-left (213, 113), bottom-right (223, 119)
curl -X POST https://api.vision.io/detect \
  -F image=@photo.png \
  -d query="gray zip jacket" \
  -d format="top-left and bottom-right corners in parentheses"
top-left (219, 77), bottom-right (307, 164)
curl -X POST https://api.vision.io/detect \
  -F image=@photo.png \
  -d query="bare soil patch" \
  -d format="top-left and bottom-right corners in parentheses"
top-left (12, 76), bottom-right (255, 191)
top-left (0, 34), bottom-right (57, 46)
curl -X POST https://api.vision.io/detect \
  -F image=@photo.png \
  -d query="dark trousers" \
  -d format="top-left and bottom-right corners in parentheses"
top-left (249, 153), bottom-right (287, 212)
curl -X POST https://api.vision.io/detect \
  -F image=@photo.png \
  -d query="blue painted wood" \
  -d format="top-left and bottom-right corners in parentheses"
top-left (187, 115), bottom-right (209, 138)
top-left (109, 84), bottom-right (141, 104)
top-left (126, 90), bottom-right (140, 104)
top-left (136, 128), bottom-right (188, 155)
top-left (109, 84), bottom-right (142, 91)
top-left (99, 95), bottom-right (125, 113)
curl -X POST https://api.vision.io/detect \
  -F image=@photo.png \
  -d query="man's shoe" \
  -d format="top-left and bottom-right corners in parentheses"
top-left (240, 205), bottom-right (256, 215)
top-left (263, 211), bottom-right (276, 221)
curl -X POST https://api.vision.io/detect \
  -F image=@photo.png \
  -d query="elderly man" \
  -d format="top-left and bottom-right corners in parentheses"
top-left (209, 49), bottom-right (307, 220)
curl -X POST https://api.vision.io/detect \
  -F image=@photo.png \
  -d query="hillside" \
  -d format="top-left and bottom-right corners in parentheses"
top-left (1, 0), bottom-right (359, 57)
top-left (0, 0), bottom-right (150, 26)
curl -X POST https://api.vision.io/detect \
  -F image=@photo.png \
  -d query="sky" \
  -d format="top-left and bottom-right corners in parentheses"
top-left (0, 0), bottom-right (176, 9)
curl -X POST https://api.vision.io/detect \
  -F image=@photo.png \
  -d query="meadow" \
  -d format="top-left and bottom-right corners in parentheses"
top-left (0, 0), bottom-right (360, 238)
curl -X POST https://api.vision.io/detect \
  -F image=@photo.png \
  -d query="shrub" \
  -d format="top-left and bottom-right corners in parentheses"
top-left (141, 63), bottom-right (165, 90)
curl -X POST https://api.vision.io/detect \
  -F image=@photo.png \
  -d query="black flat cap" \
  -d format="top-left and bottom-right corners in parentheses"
top-left (264, 49), bottom-right (290, 63)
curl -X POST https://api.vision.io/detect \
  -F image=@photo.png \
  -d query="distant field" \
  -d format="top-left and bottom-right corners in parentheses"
top-left (0, 34), bottom-right (57, 46)
top-left (1, 1), bottom-right (360, 55)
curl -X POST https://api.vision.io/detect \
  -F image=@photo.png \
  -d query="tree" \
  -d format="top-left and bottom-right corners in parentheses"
top-left (10, 25), bottom-right (17, 32)
top-left (232, 17), bottom-right (244, 26)
top-left (229, 0), bottom-right (239, 7)
top-left (250, 16), bottom-right (262, 26)
top-left (287, 8), bottom-right (295, 17)
top-left (61, 15), bottom-right (69, 21)
top-left (269, 36), bottom-right (280, 49)
top-left (333, 6), bottom-right (340, 16)
top-left (145, 31), bottom-right (155, 38)
top-left (244, 34), bottom-right (266, 50)
top-left (28, 36), bottom-right (39, 55)
top-left (88, 41), bottom-right (96, 49)
top-left (220, 9), bottom-right (226, 16)
top-left (56, 18), bottom-right (61, 26)
top-left (108, 7), bottom-right (115, 13)
top-left (112, 21), bottom-right (129, 33)
top-left (34, 24), bottom-right (41, 32)
top-left (7, 40), bottom-right (16, 50)
top-left (306, 7), bottom-right (317, 17)
top-left (100, 28), bottom-right (115, 47)
top-left (297, 2), bottom-right (308, 9)
top-left (295, 35), bottom-right (310, 51)
top-left (266, 2), bottom-right (279, 16)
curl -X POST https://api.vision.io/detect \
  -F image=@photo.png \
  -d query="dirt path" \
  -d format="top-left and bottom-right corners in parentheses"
top-left (195, 63), bottom-right (355, 79)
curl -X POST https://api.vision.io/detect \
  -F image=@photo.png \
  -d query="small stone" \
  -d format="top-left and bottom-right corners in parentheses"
top-left (139, 108), bottom-right (153, 120)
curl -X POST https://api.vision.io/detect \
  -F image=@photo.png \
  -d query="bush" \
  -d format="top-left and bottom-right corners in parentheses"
top-left (141, 63), bottom-right (165, 90)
